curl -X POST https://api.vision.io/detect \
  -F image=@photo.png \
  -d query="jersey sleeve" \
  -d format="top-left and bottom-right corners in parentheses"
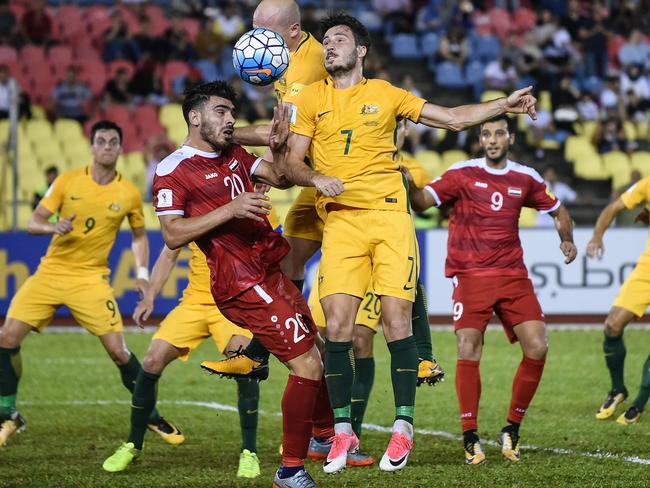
top-left (233, 145), bottom-right (263, 176)
top-left (621, 177), bottom-right (650, 209)
top-left (424, 169), bottom-right (461, 207)
top-left (388, 83), bottom-right (427, 123)
top-left (152, 171), bottom-right (189, 216)
top-left (524, 176), bottom-right (561, 213)
top-left (289, 84), bottom-right (318, 138)
top-left (38, 173), bottom-right (69, 214)
top-left (127, 186), bottom-right (145, 229)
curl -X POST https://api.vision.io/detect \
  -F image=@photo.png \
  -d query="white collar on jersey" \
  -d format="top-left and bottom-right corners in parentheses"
top-left (180, 145), bottom-right (221, 158)
top-left (481, 157), bottom-right (512, 175)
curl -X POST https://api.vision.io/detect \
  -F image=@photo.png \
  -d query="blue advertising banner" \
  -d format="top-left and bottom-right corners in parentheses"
top-left (0, 230), bottom-right (430, 319)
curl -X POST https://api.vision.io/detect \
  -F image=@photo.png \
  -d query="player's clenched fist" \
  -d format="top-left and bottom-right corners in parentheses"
top-left (586, 238), bottom-right (604, 259)
top-left (312, 174), bottom-right (344, 197)
top-left (53, 214), bottom-right (76, 236)
top-left (560, 240), bottom-right (578, 264)
top-left (228, 191), bottom-right (272, 222)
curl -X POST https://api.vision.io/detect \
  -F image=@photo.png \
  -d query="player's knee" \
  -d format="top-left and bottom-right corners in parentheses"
top-left (142, 354), bottom-right (165, 375)
top-left (382, 315), bottom-right (411, 341)
top-left (352, 331), bottom-right (373, 358)
top-left (525, 341), bottom-right (548, 360)
top-left (604, 317), bottom-right (625, 337)
top-left (289, 348), bottom-right (323, 380)
top-left (457, 336), bottom-right (482, 360)
top-left (324, 314), bottom-right (353, 341)
top-left (107, 347), bottom-right (131, 365)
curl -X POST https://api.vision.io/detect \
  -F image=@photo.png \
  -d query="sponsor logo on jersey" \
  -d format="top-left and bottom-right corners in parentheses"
top-left (229, 160), bottom-right (240, 171)
top-left (360, 104), bottom-right (379, 115)
top-left (205, 172), bottom-right (219, 180)
top-left (474, 181), bottom-right (488, 188)
top-left (157, 189), bottom-right (173, 207)
top-left (508, 187), bottom-right (522, 197)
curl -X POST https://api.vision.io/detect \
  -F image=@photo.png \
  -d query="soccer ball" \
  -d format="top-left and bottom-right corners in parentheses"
top-left (232, 28), bottom-right (290, 86)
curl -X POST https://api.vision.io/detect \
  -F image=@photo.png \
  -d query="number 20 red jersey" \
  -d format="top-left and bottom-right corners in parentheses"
top-left (425, 158), bottom-right (560, 278)
top-left (152, 144), bottom-right (290, 304)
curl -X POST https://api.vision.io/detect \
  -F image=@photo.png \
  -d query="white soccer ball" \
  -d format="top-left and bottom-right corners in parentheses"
top-left (233, 28), bottom-right (290, 86)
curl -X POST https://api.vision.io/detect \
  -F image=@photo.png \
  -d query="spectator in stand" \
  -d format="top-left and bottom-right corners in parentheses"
top-left (195, 17), bottom-right (223, 60)
top-left (32, 165), bottom-right (59, 210)
top-left (592, 117), bottom-right (634, 154)
top-left (0, 0), bottom-right (18, 46)
top-left (578, 2), bottom-right (611, 79)
top-left (131, 17), bottom-right (161, 63)
top-left (160, 16), bottom-right (196, 61)
top-left (104, 68), bottom-right (132, 105)
top-left (577, 91), bottom-right (600, 121)
top-left (600, 74), bottom-right (626, 119)
top-left (415, 0), bottom-right (445, 33)
top-left (373, 0), bottom-right (414, 34)
top-left (212, 2), bottom-right (245, 43)
top-left (611, 3), bottom-right (650, 38)
top-left (625, 90), bottom-right (649, 124)
top-left (0, 65), bottom-right (31, 120)
top-left (128, 58), bottom-right (167, 106)
top-left (228, 74), bottom-right (268, 122)
top-left (103, 15), bottom-right (137, 62)
top-left (172, 67), bottom-right (204, 102)
top-left (537, 166), bottom-right (577, 227)
top-left (618, 29), bottom-right (650, 68)
top-left (20, 0), bottom-right (53, 45)
top-left (143, 135), bottom-right (174, 200)
top-left (437, 25), bottom-right (469, 67)
top-left (620, 64), bottom-right (650, 102)
top-left (51, 66), bottom-right (91, 123)
top-left (300, 4), bottom-right (320, 39)
top-left (483, 57), bottom-right (518, 92)
top-left (171, 0), bottom-right (204, 18)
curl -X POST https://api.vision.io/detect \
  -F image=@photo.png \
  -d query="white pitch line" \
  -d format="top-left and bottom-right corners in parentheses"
top-left (21, 399), bottom-right (650, 466)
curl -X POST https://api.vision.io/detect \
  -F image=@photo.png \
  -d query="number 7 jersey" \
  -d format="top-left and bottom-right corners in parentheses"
top-left (425, 158), bottom-right (560, 278)
top-left (152, 144), bottom-right (290, 304)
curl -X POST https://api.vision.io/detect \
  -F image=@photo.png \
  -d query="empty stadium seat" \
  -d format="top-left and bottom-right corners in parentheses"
top-left (25, 119), bottom-right (54, 142)
top-left (163, 61), bottom-right (191, 95)
top-left (513, 7), bottom-right (537, 34)
top-left (435, 61), bottom-right (466, 88)
top-left (54, 119), bottom-right (84, 143)
top-left (602, 151), bottom-right (631, 189)
top-left (471, 34), bottom-right (501, 63)
top-left (160, 104), bottom-right (183, 129)
top-left (0, 46), bottom-right (17, 65)
top-left (487, 8), bottom-right (513, 40)
top-left (419, 32), bottom-right (439, 57)
top-left (391, 34), bottom-right (421, 59)
top-left (415, 150), bottom-right (442, 177)
top-left (182, 18), bottom-right (200, 43)
top-left (441, 149), bottom-right (469, 169)
top-left (21, 45), bottom-right (46, 67)
top-left (631, 151), bottom-right (650, 176)
top-left (519, 207), bottom-right (538, 228)
top-left (573, 154), bottom-right (608, 180)
top-left (480, 90), bottom-right (506, 102)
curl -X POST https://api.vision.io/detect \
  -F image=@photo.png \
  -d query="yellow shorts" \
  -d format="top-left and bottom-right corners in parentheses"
top-left (153, 302), bottom-right (252, 360)
top-left (613, 264), bottom-right (650, 317)
top-left (7, 271), bottom-right (123, 335)
top-left (283, 187), bottom-right (324, 242)
top-left (319, 209), bottom-right (418, 302)
top-left (307, 272), bottom-right (380, 331)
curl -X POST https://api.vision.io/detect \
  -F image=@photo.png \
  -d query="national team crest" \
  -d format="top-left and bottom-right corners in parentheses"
top-left (360, 104), bottom-right (379, 115)
top-left (229, 160), bottom-right (240, 171)
top-left (508, 187), bottom-right (522, 197)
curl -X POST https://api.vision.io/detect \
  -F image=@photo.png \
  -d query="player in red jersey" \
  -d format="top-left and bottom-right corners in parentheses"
top-left (401, 114), bottom-right (577, 465)
top-left (152, 81), bottom-right (325, 488)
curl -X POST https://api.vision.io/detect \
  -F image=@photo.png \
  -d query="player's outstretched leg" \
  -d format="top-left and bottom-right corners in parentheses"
top-left (236, 377), bottom-right (261, 478)
top-left (412, 280), bottom-right (445, 387)
top-left (0, 319), bottom-right (31, 446)
top-left (597, 308), bottom-right (633, 420)
top-left (200, 341), bottom-right (270, 380)
top-left (617, 354), bottom-right (650, 425)
top-left (379, 297), bottom-right (417, 472)
top-left (349, 325), bottom-right (375, 467)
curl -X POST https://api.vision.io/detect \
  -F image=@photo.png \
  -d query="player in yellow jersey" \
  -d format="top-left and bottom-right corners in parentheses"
top-left (279, 13), bottom-right (537, 473)
top-left (586, 180), bottom-right (650, 425)
top-left (102, 242), bottom-right (262, 477)
top-left (0, 121), bottom-right (182, 448)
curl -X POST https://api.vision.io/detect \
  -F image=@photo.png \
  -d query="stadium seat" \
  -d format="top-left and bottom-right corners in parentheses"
top-left (564, 136), bottom-right (598, 162)
top-left (163, 61), bottom-right (191, 95)
top-left (48, 45), bottom-right (73, 68)
top-left (631, 151), bottom-right (650, 177)
top-left (391, 34), bottom-right (421, 59)
top-left (487, 8), bottom-right (512, 40)
top-left (602, 151), bottom-right (631, 189)
top-left (573, 154), bottom-right (608, 180)
top-left (25, 119), bottom-right (54, 143)
top-left (57, 6), bottom-right (85, 43)
top-left (436, 61), bottom-right (466, 88)
top-left (480, 90), bottom-right (506, 102)
top-left (471, 34), bottom-right (501, 63)
top-left (85, 5), bottom-right (112, 40)
top-left (419, 32), bottom-right (439, 58)
top-left (441, 149), bottom-right (469, 169)
top-left (144, 4), bottom-right (170, 36)
top-left (538, 91), bottom-right (552, 112)
top-left (623, 121), bottom-right (637, 141)
top-left (104, 104), bottom-right (132, 130)
top-left (513, 7), bottom-right (537, 34)
top-left (21, 45), bottom-right (46, 68)
top-left (415, 150), bottom-right (442, 177)
top-left (16, 202), bottom-right (33, 230)
top-left (160, 104), bottom-right (184, 129)
top-left (182, 18), bottom-right (200, 43)
top-left (194, 59), bottom-right (219, 83)
top-left (108, 60), bottom-right (135, 79)
top-left (54, 119), bottom-right (84, 143)
top-left (581, 121), bottom-right (599, 142)
top-left (142, 204), bottom-right (160, 230)
top-left (519, 207), bottom-right (537, 228)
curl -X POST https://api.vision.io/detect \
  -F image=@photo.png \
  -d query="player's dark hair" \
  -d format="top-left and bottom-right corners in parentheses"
top-left (480, 114), bottom-right (513, 132)
top-left (320, 12), bottom-right (371, 51)
top-left (182, 80), bottom-right (237, 125)
top-left (90, 120), bottom-right (122, 144)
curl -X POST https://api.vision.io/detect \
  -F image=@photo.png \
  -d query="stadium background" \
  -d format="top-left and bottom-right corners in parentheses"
top-left (1, 0), bottom-right (650, 321)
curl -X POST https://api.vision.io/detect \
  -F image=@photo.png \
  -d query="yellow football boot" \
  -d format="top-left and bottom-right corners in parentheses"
top-left (596, 391), bottom-right (627, 420)
top-left (417, 358), bottom-right (445, 386)
top-left (616, 406), bottom-right (641, 425)
top-left (201, 353), bottom-right (269, 380)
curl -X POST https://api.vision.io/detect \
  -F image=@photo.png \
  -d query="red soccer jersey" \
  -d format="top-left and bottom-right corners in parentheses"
top-left (425, 158), bottom-right (560, 278)
top-left (152, 145), bottom-right (289, 304)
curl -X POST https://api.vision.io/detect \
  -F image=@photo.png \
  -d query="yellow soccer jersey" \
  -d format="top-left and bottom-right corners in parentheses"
top-left (38, 166), bottom-right (144, 276)
top-left (621, 176), bottom-right (650, 266)
top-left (275, 31), bottom-right (328, 103)
top-left (290, 78), bottom-right (426, 215)
top-left (180, 242), bottom-right (215, 305)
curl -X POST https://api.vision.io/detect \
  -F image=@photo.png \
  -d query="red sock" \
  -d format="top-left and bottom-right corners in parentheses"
top-left (312, 377), bottom-right (335, 439)
top-left (456, 359), bottom-right (481, 432)
top-left (281, 375), bottom-right (321, 467)
top-left (508, 356), bottom-right (546, 424)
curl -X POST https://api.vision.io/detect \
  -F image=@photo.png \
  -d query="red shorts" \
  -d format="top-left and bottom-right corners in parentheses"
top-left (451, 275), bottom-right (544, 343)
top-left (218, 269), bottom-right (317, 362)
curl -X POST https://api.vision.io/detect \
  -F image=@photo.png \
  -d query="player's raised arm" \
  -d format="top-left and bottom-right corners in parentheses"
top-left (548, 205), bottom-right (577, 264)
top-left (587, 197), bottom-right (627, 258)
top-left (133, 245), bottom-right (181, 326)
top-left (232, 123), bottom-right (272, 147)
top-left (250, 105), bottom-right (294, 189)
top-left (27, 204), bottom-right (76, 236)
top-left (418, 86), bottom-right (537, 131)
top-left (400, 166), bottom-right (436, 212)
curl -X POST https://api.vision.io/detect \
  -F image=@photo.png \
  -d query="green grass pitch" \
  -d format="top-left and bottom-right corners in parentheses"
top-left (1, 327), bottom-right (649, 487)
